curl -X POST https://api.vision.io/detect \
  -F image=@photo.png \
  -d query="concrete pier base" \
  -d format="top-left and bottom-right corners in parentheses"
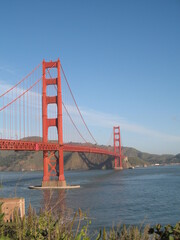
top-left (29, 185), bottom-right (80, 190)
top-left (29, 180), bottom-right (80, 190)
top-left (42, 180), bottom-right (67, 188)
top-left (114, 167), bottom-right (123, 170)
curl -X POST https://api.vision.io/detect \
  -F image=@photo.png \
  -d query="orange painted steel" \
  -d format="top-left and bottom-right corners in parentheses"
top-left (113, 126), bottom-right (122, 168)
top-left (0, 139), bottom-right (119, 157)
top-left (42, 59), bottom-right (65, 183)
top-left (64, 144), bottom-right (117, 156)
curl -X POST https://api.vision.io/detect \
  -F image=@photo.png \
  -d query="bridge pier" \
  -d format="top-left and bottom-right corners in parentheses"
top-left (114, 167), bottom-right (123, 170)
top-left (42, 180), bottom-right (66, 187)
top-left (41, 149), bottom-right (66, 188)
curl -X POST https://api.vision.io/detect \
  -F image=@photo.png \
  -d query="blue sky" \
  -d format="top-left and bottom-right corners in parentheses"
top-left (0, 0), bottom-right (180, 154)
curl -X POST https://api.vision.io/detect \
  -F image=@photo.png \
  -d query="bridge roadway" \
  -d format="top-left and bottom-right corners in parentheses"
top-left (0, 139), bottom-right (118, 157)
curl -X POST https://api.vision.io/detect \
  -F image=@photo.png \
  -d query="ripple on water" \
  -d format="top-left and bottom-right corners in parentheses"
top-left (0, 165), bottom-right (180, 229)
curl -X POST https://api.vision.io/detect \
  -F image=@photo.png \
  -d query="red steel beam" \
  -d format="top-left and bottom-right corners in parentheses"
top-left (0, 139), bottom-right (119, 157)
top-left (46, 78), bottom-right (57, 85)
top-left (64, 144), bottom-right (116, 156)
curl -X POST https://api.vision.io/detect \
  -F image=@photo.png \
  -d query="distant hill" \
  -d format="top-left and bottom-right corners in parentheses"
top-left (122, 147), bottom-right (179, 166)
top-left (0, 143), bottom-right (179, 171)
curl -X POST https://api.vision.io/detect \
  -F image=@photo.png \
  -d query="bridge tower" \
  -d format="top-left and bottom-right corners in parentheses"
top-left (42, 59), bottom-right (66, 187)
top-left (114, 126), bottom-right (123, 170)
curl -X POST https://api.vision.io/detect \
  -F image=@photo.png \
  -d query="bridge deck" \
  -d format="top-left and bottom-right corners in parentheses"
top-left (0, 139), bottom-right (117, 157)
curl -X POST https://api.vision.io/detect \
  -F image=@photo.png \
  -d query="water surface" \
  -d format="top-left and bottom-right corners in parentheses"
top-left (0, 165), bottom-right (180, 229)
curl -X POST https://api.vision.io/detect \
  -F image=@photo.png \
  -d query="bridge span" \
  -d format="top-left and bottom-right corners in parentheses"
top-left (0, 59), bottom-right (123, 187)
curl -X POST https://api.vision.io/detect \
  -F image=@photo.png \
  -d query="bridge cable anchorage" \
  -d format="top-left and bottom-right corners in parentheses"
top-left (61, 65), bottom-right (97, 144)
top-left (0, 62), bottom-right (42, 98)
top-left (0, 63), bottom-right (56, 112)
top-left (47, 70), bottom-right (88, 143)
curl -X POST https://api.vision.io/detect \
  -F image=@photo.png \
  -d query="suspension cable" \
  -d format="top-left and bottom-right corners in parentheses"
top-left (61, 64), bottom-right (97, 144)
top-left (0, 62), bottom-right (42, 98)
top-left (0, 63), bottom-right (56, 111)
top-left (47, 70), bottom-right (88, 143)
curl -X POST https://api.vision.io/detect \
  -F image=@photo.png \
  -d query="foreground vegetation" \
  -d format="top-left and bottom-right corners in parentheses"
top-left (1, 203), bottom-right (180, 240)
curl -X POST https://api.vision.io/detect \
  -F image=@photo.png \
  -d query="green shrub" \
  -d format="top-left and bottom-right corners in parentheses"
top-left (148, 222), bottom-right (180, 240)
top-left (0, 202), bottom-right (180, 239)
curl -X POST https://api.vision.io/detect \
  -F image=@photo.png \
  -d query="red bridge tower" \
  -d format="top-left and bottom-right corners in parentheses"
top-left (42, 59), bottom-right (66, 187)
top-left (114, 126), bottom-right (123, 170)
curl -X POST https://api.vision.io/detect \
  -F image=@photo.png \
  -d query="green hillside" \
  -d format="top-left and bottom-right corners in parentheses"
top-left (122, 146), bottom-right (178, 166)
top-left (0, 144), bottom-right (179, 171)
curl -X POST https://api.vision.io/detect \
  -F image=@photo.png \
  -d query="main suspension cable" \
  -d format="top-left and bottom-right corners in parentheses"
top-left (61, 64), bottom-right (97, 144)
top-left (0, 62), bottom-right (42, 98)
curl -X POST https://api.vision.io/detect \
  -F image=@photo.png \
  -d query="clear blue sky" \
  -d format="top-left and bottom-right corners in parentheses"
top-left (0, 0), bottom-right (180, 154)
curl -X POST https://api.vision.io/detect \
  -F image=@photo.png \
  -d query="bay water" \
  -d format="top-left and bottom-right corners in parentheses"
top-left (0, 165), bottom-right (180, 230)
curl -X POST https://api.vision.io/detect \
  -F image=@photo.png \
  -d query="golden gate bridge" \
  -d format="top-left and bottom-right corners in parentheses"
top-left (0, 59), bottom-right (122, 187)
